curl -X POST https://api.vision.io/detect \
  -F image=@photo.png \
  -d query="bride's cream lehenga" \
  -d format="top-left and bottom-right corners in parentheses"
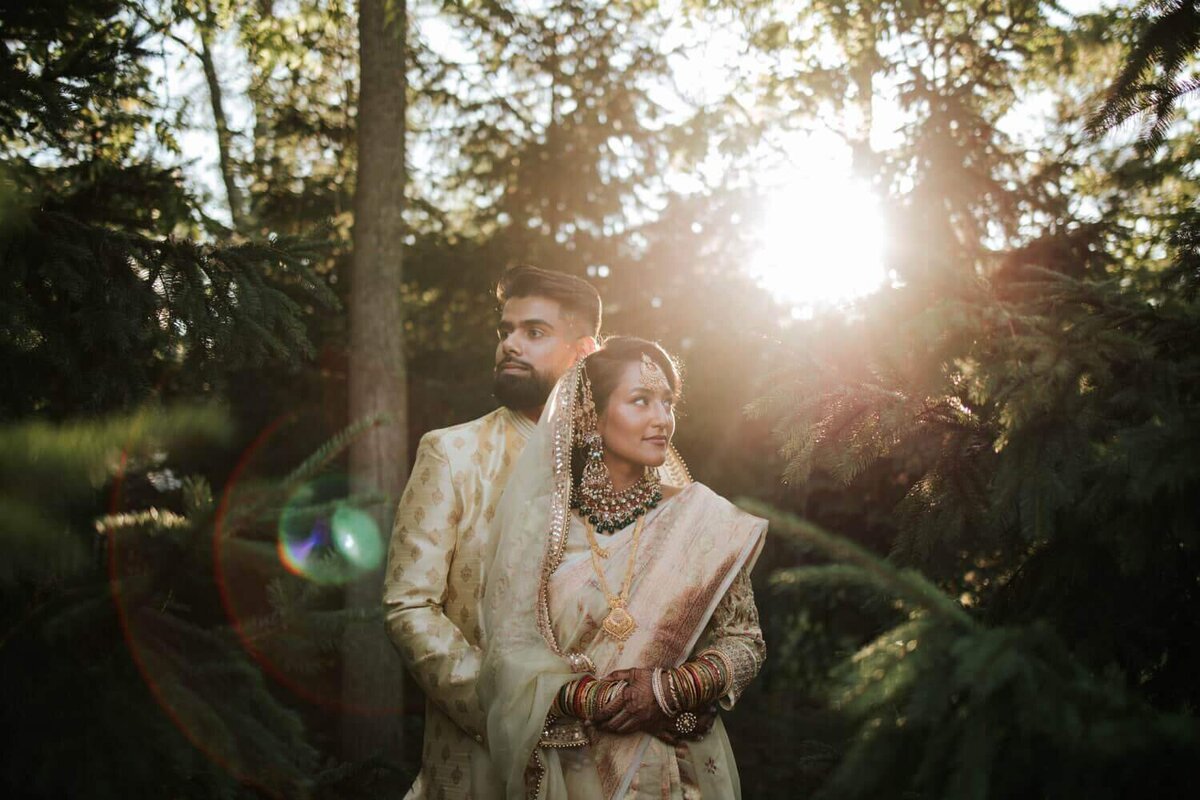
top-left (479, 362), bottom-right (767, 800)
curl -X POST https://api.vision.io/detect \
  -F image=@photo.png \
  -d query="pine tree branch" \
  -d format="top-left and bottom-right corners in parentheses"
top-left (739, 499), bottom-right (977, 630)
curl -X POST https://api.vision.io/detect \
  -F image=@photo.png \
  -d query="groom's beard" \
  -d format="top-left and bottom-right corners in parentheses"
top-left (493, 360), bottom-right (556, 411)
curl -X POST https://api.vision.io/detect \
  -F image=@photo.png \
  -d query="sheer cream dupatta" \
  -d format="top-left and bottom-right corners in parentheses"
top-left (478, 362), bottom-right (761, 799)
top-left (477, 363), bottom-right (592, 799)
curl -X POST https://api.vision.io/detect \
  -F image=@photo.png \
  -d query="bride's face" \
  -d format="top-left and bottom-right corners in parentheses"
top-left (596, 360), bottom-right (676, 469)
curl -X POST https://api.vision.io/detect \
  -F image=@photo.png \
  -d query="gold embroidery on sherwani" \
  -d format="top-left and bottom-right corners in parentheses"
top-left (383, 407), bottom-right (534, 800)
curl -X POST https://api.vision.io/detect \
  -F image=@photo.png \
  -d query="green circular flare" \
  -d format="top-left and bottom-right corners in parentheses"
top-left (331, 504), bottom-right (383, 571)
top-left (277, 475), bottom-right (383, 585)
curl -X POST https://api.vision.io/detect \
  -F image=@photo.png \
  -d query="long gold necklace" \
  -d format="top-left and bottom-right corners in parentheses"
top-left (583, 514), bottom-right (645, 642)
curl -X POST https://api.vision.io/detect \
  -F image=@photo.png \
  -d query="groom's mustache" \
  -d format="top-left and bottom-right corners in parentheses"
top-left (496, 358), bottom-right (533, 373)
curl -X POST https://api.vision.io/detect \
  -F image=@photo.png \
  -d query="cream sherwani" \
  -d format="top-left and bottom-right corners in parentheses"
top-left (385, 407), bottom-right (536, 799)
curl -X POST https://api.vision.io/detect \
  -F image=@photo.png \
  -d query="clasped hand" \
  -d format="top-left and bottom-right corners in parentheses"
top-left (591, 668), bottom-right (715, 744)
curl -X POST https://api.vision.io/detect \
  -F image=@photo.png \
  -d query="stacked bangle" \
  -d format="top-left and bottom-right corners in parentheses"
top-left (656, 652), bottom-right (734, 714)
top-left (556, 652), bottom-right (735, 724)
top-left (551, 676), bottom-right (626, 721)
top-left (699, 647), bottom-right (736, 696)
top-left (651, 667), bottom-right (678, 717)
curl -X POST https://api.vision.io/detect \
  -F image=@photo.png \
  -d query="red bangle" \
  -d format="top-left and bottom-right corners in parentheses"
top-left (577, 676), bottom-right (594, 716)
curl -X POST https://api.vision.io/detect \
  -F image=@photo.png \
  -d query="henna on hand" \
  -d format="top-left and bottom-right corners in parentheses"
top-left (596, 668), bottom-right (670, 735)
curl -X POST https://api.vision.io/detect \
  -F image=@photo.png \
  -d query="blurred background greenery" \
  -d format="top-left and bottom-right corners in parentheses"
top-left (2, 0), bottom-right (1198, 797)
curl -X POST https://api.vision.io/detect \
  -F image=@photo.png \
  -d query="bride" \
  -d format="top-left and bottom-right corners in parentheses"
top-left (479, 337), bottom-right (767, 799)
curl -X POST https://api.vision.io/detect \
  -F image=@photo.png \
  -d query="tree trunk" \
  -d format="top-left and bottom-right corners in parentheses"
top-left (196, 1), bottom-right (248, 232)
top-left (342, 0), bottom-right (408, 762)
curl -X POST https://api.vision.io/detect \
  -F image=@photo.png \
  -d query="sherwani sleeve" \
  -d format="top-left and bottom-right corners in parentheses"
top-left (693, 563), bottom-right (766, 710)
top-left (383, 434), bottom-right (486, 739)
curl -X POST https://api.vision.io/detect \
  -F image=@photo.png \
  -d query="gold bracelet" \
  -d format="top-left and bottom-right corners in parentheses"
top-left (665, 669), bottom-right (683, 715)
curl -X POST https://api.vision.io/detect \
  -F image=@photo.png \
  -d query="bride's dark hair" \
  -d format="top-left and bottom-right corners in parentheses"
top-left (571, 337), bottom-right (682, 489)
top-left (584, 337), bottom-right (681, 414)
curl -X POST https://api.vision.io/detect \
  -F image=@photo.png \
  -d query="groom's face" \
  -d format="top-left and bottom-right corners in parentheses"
top-left (494, 296), bottom-right (587, 412)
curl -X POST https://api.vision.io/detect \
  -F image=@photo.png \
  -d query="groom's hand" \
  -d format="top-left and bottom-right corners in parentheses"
top-left (596, 668), bottom-right (669, 735)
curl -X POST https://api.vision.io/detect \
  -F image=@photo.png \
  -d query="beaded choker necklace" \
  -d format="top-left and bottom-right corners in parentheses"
top-left (571, 469), bottom-right (663, 534)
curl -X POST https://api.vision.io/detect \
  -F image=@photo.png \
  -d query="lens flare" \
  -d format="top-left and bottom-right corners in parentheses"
top-left (277, 478), bottom-right (383, 585)
top-left (331, 504), bottom-right (384, 569)
top-left (211, 412), bottom-right (404, 716)
top-left (108, 413), bottom-right (305, 797)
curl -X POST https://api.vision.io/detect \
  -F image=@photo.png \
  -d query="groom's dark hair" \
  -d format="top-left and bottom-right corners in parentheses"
top-left (496, 265), bottom-right (602, 337)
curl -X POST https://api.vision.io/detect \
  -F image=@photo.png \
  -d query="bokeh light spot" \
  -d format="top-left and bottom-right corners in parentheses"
top-left (331, 504), bottom-right (384, 570)
top-left (213, 415), bottom-right (404, 715)
top-left (278, 476), bottom-right (382, 585)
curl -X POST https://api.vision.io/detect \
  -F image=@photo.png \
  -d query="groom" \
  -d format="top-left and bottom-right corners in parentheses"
top-left (384, 266), bottom-right (601, 799)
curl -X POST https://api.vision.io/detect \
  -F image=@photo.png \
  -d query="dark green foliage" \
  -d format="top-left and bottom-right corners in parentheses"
top-left (1, 0), bottom-right (409, 741)
top-left (745, 503), bottom-right (1200, 799)
top-left (753, 253), bottom-right (1200, 708)
top-left (0, 405), bottom-right (228, 585)
top-left (0, 408), bottom-right (312, 798)
top-left (0, 0), bottom-right (148, 150)
top-left (0, 0), bottom-right (339, 420)
top-left (1, 199), bottom-right (336, 417)
top-left (0, 408), bottom-right (412, 797)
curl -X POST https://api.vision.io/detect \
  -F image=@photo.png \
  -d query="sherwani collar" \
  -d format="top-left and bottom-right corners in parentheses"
top-left (502, 406), bottom-right (537, 439)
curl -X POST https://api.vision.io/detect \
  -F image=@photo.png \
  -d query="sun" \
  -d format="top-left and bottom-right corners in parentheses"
top-left (748, 166), bottom-right (888, 312)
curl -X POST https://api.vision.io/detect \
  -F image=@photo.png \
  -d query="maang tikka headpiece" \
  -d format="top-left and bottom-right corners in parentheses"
top-left (570, 356), bottom-right (662, 535)
top-left (639, 353), bottom-right (670, 394)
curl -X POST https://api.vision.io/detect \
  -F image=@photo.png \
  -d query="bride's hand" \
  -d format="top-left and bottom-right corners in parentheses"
top-left (651, 704), bottom-right (717, 745)
top-left (595, 668), bottom-right (669, 735)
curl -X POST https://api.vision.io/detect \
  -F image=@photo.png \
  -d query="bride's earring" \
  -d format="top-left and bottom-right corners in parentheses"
top-left (580, 431), bottom-right (612, 504)
top-left (573, 363), bottom-right (599, 449)
top-left (574, 363), bottom-right (613, 515)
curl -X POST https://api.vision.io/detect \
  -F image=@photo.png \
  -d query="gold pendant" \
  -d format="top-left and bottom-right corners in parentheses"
top-left (602, 606), bottom-right (636, 641)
